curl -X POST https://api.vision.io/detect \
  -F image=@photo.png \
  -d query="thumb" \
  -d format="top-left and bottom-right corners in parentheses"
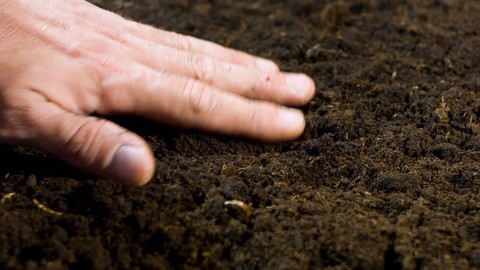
top-left (33, 103), bottom-right (155, 185)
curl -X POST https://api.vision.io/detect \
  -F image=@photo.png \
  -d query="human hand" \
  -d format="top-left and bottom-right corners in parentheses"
top-left (0, 0), bottom-right (315, 185)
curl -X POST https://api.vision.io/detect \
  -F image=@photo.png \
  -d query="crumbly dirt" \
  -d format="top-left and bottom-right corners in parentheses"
top-left (2, 0), bottom-right (480, 269)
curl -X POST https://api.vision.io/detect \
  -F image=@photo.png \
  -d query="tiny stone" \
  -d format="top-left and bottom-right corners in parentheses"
top-left (26, 174), bottom-right (37, 187)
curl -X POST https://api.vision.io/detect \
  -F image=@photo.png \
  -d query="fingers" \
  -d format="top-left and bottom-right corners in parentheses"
top-left (126, 21), bottom-right (274, 71)
top-left (30, 95), bottom-right (155, 185)
top-left (87, 11), bottom-right (315, 107)
top-left (124, 39), bottom-right (314, 106)
top-left (66, 24), bottom-right (314, 107)
top-left (99, 64), bottom-right (306, 141)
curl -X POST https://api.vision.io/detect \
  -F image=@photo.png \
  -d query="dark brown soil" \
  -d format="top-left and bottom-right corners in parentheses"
top-left (2, 0), bottom-right (480, 269)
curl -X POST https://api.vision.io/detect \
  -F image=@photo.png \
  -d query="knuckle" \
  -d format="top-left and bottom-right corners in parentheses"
top-left (260, 73), bottom-right (275, 86)
top-left (181, 34), bottom-right (195, 52)
top-left (94, 54), bottom-right (119, 73)
top-left (170, 31), bottom-right (192, 52)
top-left (230, 50), bottom-right (247, 65)
top-left (0, 92), bottom-right (45, 143)
top-left (244, 106), bottom-right (259, 129)
top-left (95, 23), bottom-right (122, 42)
top-left (0, 105), bottom-right (33, 143)
top-left (249, 72), bottom-right (274, 97)
top-left (245, 103), bottom-right (268, 127)
top-left (191, 55), bottom-right (219, 83)
top-left (183, 79), bottom-right (218, 115)
top-left (64, 118), bottom-right (107, 165)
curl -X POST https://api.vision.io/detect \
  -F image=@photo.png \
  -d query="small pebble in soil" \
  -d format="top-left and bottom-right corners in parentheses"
top-left (25, 174), bottom-right (37, 187)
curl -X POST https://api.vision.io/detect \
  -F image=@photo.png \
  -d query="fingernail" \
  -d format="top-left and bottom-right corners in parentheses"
top-left (256, 58), bottom-right (279, 73)
top-left (279, 107), bottom-right (305, 130)
top-left (286, 73), bottom-right (313, 97)
top-left (110, 145), bottom-right (149, 184)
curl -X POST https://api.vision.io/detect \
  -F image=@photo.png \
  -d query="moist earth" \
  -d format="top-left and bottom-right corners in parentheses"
top-left (2, 0), bottom-right (480, 269)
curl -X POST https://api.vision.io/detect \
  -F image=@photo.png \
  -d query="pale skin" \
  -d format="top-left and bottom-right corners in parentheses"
top-left (0, 0), bottom-right (315, 185)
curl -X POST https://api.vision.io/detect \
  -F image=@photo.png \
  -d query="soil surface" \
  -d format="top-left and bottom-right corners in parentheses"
top-left (2, 0), bottom-right (480, 269)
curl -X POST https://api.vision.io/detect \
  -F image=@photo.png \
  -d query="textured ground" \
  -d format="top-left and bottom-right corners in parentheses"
top-left (1, 0), bottom-right (480, 269)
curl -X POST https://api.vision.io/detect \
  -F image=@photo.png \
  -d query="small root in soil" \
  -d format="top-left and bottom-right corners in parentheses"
top-left (224, 199), bottom-right (252, 217)
top-left (32, 198), bottom-right (64, 216)
top-left (0, 192), bottom-right (16, 204)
